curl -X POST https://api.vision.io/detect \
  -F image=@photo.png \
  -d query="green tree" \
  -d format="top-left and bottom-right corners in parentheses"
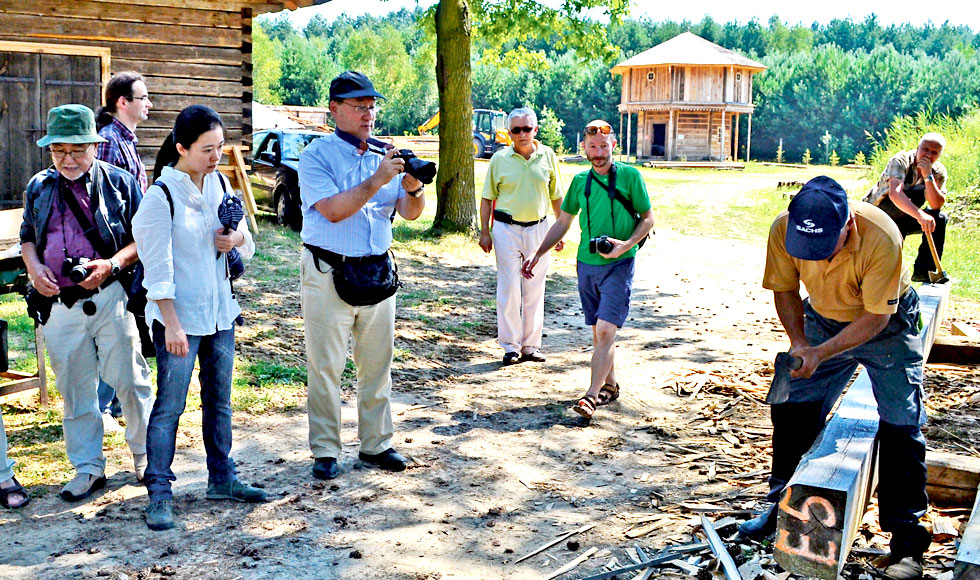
top-left (253, 22), bottom-right (282, 105)
top-left (537, 106), bottom-right (566, 154)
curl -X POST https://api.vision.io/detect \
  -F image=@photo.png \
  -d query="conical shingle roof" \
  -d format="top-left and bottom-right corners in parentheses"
top-left (611, 31), bottom-right (766, 74)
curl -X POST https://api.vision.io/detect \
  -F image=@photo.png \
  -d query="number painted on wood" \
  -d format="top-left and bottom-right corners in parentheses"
top-left (774, 486), bottom-right (840, 568)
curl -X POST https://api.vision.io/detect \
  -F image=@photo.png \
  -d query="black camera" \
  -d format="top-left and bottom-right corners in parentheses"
top-left (63, 256), bottom-right (92, 284)
top-left (393, 149), bottom-right (437, 184)
top-left (589, 236), bottom-right (614, 254)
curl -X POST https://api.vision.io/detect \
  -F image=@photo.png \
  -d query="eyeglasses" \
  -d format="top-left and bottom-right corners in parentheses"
top-left (127, 95), bottom-right (151, 103)
top-left (49, 145), bottom-right (93, 160)
top-left (510, 126), bottom-right (534, 134)
top-left (341, 102), bottom-right (378, 115)
top-left (585, 124), bottom-right (612, 136)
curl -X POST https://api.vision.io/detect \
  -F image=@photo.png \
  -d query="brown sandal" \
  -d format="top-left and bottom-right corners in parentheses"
top-left (596, 383), bottom-right (620, 406)
top-left (573, 396), bottom-right (598, 420)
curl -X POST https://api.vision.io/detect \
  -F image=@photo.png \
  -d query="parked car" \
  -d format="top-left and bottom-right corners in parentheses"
top-left (250, 128), bottom-right (330, 231)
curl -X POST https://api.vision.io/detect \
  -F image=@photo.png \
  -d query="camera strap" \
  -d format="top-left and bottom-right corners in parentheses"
top-left (61, 179), bottom-right (114, 263)
top-left (335, 128), bottom-right (393, 155)
top-left (583, 163), bottom-right (617, 241)
top-left (334, 129), bottom-right (399, 222)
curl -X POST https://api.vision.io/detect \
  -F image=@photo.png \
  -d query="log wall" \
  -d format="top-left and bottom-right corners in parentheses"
top-left (0, 0), bottom-right (281, 180)
top-left (622, 65), bottom-right (755, 104)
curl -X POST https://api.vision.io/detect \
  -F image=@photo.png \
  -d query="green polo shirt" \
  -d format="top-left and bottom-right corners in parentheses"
top-left (562, 162), bottom-right (651, 266)
top-left (482, 142), bottom-right (563, 222)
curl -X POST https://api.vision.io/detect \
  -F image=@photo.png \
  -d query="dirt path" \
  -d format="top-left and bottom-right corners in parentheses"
top-left (0, 229), bottom-right (790, 580)
top-left (3, 168), bottom-right (979, 579)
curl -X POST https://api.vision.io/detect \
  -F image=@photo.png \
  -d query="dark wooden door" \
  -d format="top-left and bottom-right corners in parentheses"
top-left (0, 51), bottom-right (102, 209)
top-left (651, 123), bottom-right (666, 156)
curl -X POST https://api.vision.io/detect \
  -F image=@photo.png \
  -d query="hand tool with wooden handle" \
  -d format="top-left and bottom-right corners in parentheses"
top-left (766, 352), bottom-right (803, 405)
top-left (924, 231), bottom-right (949, 284)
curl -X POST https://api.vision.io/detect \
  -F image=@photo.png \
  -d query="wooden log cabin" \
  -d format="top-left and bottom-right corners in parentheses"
top-left (0, 0), bottom-right (325, 209)
top-left (611, 32), bottom-right (766, 162)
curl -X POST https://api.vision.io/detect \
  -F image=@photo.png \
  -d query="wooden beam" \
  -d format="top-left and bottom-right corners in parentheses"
top-left (927, 451), bottom-right (980, 507)
top-left (955, 484), bottom-right (980, 579)
top-left (746, 113), bottom-right (752, 162)
top-left (952, 321), bottom-right (980, 338)
top-left (773, 282), bottom-right (950, 580)
top-left (929, 336), bottom-right (980, 365)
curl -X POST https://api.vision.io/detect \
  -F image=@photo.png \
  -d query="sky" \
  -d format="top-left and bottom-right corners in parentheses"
top-left (285, 0), bottom-right (980, 32)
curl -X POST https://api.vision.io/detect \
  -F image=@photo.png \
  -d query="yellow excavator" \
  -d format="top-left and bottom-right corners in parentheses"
top-left (417, 109), bottom-right (512, 159)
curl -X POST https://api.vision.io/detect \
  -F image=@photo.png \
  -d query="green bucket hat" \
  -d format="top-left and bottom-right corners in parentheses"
top-left (36, 104), bottom-right (108, 147)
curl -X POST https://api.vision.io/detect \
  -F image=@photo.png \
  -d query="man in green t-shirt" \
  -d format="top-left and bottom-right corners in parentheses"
top-left (522, 120), bottom-right (654, 420)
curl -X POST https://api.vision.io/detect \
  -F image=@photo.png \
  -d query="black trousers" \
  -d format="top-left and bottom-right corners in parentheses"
top-left (889, 207), bottom-right (947, 277)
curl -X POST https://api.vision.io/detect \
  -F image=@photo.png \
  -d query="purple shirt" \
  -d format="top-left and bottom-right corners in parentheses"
top-left (43, 176), bottom-right (101, 288)
top-left (97, 117), bottom-right (147, 192)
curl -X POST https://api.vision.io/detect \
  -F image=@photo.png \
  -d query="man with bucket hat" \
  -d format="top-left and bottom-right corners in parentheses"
top-left (742, 176), bottom-right (929, 580)
top-left (20, 104), bottom-right (154, 501)
top-left (298, 71), bottom-right (425, 480)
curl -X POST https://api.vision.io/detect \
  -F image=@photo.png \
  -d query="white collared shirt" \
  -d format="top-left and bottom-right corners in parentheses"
top-left (133, 166), bottom-right (255, 335)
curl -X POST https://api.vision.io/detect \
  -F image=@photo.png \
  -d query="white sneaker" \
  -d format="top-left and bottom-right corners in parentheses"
top-left (102, 412), bottom-right (124, 434)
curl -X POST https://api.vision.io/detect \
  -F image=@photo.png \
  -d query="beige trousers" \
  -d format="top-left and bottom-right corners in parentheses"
top-left (301, 249), bottom-right (395, 459)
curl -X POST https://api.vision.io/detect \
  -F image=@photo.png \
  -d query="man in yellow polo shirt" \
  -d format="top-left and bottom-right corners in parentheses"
top-left (479, 107), bottom-right (563, 365)
top-left (742, 176), bottom-right (929, 580)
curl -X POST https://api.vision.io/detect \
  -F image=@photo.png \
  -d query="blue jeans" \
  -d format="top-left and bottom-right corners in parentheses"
top-left (144, 322), bottom-right (237, 501)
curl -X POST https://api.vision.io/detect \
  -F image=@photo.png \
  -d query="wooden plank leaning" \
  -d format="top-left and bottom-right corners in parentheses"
top-left (955, 483), bottom-right (980, 579)
top-left (772, 282), bottom-right (950, 580)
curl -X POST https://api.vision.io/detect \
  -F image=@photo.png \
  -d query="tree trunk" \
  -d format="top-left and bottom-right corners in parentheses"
top-left (432, 0), bottom-right (476, 234)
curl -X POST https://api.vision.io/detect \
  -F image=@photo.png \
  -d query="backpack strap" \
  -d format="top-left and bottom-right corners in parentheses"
top-left (151, 180), bottom-right (174, 219)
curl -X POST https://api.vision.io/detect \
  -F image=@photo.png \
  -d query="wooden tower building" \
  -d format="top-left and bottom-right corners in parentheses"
top-left (0, 0), bottom-right (323, 209)
top-left (611, 32), bottom-right (766, 162)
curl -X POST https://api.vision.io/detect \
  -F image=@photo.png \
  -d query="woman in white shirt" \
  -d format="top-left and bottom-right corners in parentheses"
top-left (133, 105), bottom-right (265, 532)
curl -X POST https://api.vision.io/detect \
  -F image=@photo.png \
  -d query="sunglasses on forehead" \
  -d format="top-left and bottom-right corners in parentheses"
top-left (510, 126), bottom-right (534, 134)
top-left (585, 125), bottom-right (612, 136)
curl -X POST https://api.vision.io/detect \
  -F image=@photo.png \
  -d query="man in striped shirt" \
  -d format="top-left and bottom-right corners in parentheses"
top-left (97, 72), bottom-right (151, 193)
top-left (94, 72), bottom-right (152, 428)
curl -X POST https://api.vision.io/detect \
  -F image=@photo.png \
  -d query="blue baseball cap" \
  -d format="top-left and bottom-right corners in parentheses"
top-left (785, 176), bottom-right (850, 260)
top-left (329, 71), bottom-right (385, 100)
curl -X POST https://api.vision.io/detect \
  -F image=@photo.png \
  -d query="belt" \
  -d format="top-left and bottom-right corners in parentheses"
top-left (53, 277), bottom-right (117, 308)
top-left (493, 210), bottom-right (546, 227)
top-left (304, 244), bottom-right (387, 271)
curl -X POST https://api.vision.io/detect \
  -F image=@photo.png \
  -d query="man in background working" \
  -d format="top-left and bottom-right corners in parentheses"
top-left (480, 107), bottom-right (563, 365)
top-left (747, 176), bottom-right (930, 580)
top-left (863, 133), bottom-right (948, 282)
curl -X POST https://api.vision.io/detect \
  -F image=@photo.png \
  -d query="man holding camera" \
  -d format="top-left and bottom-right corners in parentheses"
top-left (298, 71), bottom-right (425, 480)
top-left (522, 120), bottom-right (654, 420)
top-left (20, 104), bottom-right (153, 501)
top-left (862, 133), bottom-right (948, 282)
top-left (480, 107), bottom-right (564, 365)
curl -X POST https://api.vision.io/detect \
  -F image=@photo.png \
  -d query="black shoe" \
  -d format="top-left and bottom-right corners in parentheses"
top-left (520, 351), bottom-right (546, 363)
top-left (358, 448), bottom-right (408, 472)
top-left (312, 457), bottom-right (339, 480)
top-left (738, 504), bottom-right (777, 539)
top-left (911, 272), bottom-right (930, 283)
top-left (502, 352), bottom-right (519, 365)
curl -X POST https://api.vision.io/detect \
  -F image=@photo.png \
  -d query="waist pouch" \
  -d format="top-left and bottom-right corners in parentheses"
top-left (305, 244), bottom-right (401, 307)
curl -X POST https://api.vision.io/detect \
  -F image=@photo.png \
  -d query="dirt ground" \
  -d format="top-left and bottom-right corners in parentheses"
top-left (2, 186), bottom-right (979, 579)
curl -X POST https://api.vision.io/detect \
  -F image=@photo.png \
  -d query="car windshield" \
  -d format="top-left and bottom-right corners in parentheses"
top-left (282, 133), bottom-right (325, 160)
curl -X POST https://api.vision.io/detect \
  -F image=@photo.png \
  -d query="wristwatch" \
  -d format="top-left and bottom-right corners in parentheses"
top-left (109, 258), bottom-right (121, 276)
top-left (924, 174), bottom-right (935, 183)
top-left (406, 185), bottom-right (424, 197)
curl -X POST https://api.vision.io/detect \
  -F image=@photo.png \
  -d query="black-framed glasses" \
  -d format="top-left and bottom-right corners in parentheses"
top-left (127, 95), bottom-right (151, 102)
top-left (585, 124), bottom-right (612, 136)
top-left (510, 126), bottom-right (534, 134)
top-left (49, 144), bottom-right (94, 159)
